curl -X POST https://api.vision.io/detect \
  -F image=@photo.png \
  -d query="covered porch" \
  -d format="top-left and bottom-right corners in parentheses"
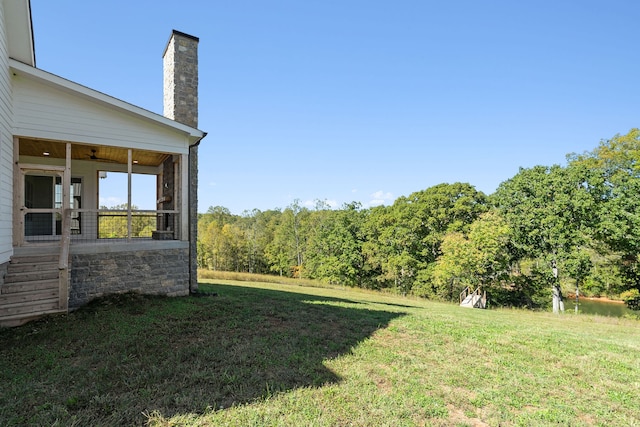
top-left (14, 137), bottom-right (189, 247)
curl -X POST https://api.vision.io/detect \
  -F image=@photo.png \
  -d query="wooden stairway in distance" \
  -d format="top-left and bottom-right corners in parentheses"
top-left (459, 286), bottom-right (487, 309)
top-left (0, 249), bottom-right (65, 327)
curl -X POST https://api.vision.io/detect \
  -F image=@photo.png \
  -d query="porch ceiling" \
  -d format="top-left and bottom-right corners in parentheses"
top-left (19, 138), bottom-right (170, 167)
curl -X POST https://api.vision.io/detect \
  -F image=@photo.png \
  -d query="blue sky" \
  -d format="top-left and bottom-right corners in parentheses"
top-left (31, 1), bottom-right (640, 214)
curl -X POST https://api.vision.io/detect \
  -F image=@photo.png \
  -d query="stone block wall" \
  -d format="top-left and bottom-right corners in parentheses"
top-left (158, 156), bottom-right (176, 234)
top-left (189, 143), bottom-right (199, 292)
top-left (69, 247), bottom-right (189, 309)
top-left (163, 30), bottom-right (199, 128)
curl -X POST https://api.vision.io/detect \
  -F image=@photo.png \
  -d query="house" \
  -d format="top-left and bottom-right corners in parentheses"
top-left (0, 1), bottom-right (206, 326)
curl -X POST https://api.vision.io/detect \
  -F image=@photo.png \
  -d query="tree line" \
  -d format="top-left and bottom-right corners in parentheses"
top-left (197, 129), bottom-right (640, 310)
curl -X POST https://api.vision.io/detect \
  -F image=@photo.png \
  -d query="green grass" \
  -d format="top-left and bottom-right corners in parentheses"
top-left (198, 269), bottom-right (342, 289)
top-left (1, 279), bottom-right (639, 426)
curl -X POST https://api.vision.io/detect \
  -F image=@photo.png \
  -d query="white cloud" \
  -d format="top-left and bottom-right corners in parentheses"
top-left (367, 190), bottom-right (394, 207)
top-left (99, 196), bottom-right (125, 208)
top-left (368, 199), bottom-right (386, 207)
top-left (302, 198), bottom-right (338, 210)
top-left (325, 199), bottom-right (338, 209)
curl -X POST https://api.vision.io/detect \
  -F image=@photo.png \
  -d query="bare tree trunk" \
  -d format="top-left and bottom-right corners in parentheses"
top-left (552, 284), bottom-right (565, 313)
top-left (552, 259), bottom-right (565, 313)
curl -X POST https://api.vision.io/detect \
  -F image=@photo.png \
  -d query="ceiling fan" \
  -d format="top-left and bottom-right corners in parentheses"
top-left (87, 149), bottom-right (119, 163)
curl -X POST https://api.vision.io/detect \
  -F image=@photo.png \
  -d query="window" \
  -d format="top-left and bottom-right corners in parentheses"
top-left (54, 176), bottom-right (82, 235)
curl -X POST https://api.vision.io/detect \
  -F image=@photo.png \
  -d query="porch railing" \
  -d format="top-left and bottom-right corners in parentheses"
top-left (20, 208), bottom-right (180, 244)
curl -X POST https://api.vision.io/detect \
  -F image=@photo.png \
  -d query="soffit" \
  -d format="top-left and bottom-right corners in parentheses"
top-left (19, 138), bottom-right (169, 167)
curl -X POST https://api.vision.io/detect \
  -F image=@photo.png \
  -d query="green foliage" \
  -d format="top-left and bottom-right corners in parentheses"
top-left (491, 163), bottom-right (603, 310)
top-left (419, 210), bottom-right (513, 301)
top-left (492, 164), bottom-right (597, 258)
top-left (264, 202), bottom-right (309, 277)
top-left (305, 203), bottom-right (367, 286)
top-left (565, 129), bottom-right (640, 296)
top-left (620, 288), bottom-right (640, 310)
top-left (423, 231), bottom-right (471, 299)
top-left (97, 204), bottom-right (155, 238)
top-left (362, 183), bottom-right (487, 294)
top-left (563, 247), bottom-right (593, 288)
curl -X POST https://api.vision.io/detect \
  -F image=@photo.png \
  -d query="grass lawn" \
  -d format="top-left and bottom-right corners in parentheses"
top-left (1, 279), bottom-right (639, 426)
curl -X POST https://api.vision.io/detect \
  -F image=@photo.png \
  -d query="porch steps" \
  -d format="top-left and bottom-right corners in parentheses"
top-left (1, 250), bottom-right (65, 328)
top-left (4, 268), bottom-right (58, 283)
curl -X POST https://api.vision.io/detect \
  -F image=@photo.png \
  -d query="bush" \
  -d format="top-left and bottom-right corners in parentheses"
top-left (620, 288), bottom-right (640, 310)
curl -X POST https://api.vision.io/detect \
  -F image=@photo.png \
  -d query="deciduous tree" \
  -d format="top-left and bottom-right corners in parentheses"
top-left (493, 164), bottom-right (598, 312)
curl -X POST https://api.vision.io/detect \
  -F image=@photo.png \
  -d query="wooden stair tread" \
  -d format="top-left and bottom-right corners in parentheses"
top-left (1, 279), bottom-right (58, 294)
top-left (10, 256), bottom-right (58, 264)
top-left (0, 298), bottom-right (61, 319)
top-left (0, 289), bottom-right (59, 306)
top-left (7, 261), bottom-right (58, 273)
top-left (4, 270), bottom-right (59, 284)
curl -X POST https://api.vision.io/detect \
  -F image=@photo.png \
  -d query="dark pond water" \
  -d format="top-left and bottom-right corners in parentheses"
top-left (563, 297), bottom-right (634, 318)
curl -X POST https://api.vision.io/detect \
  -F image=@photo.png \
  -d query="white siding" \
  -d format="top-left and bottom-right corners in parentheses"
top-left (12, 74), bottom-right (191, 155)
top-left (0, 1), bottom-right (14, 263)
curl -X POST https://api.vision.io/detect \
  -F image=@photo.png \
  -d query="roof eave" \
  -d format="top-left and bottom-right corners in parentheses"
top-left (5, 0), bottom-right (36, 66)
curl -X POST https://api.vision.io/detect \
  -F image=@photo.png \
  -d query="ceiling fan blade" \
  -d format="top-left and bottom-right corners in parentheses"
top-left (87, 149), bottom-right (121, 163)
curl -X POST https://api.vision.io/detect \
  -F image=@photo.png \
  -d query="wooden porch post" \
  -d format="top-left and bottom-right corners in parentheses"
top-left (63, 143), bottom-right (71, 223)
top-left (58, 143), bottom-right (72, 311)
top-left (127, 149), bottom-right (132, 241)
top-left (180, 153), bottom-right (189, 241)
top-left (12, 136), bottom-right (21, 246)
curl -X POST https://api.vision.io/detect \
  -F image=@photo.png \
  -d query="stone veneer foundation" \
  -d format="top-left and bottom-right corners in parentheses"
top-left (69, 243), bottom-right (189, 309)
top-left (0, 260), bottom-right (7, 287)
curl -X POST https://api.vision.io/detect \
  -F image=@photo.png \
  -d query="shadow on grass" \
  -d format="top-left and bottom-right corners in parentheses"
top-left (0, 282), bottom-right (405, 426)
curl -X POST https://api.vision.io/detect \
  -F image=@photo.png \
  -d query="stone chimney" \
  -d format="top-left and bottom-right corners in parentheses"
top-left (162, 30), bottom-right (201, 293)
top-left (163, 30), bottom-right (199, 128)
